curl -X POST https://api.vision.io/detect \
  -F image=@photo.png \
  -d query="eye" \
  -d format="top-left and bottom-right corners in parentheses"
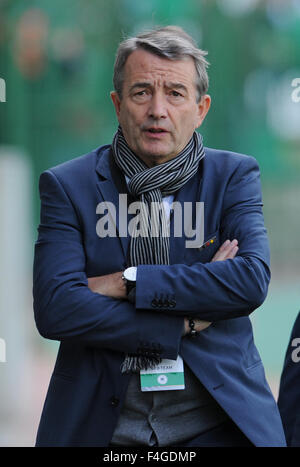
top-left (132, 89), bottom-right (151, 101)
top-left (168, 90), bottom-right (185, 100)
top-left (171, 91), bottom-right (182, 97)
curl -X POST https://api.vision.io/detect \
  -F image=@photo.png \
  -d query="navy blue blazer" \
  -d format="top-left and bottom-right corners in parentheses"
top-left (278, 311), bottom-right (300, 446)
top-left (33, 144), bottom-right (286, 447)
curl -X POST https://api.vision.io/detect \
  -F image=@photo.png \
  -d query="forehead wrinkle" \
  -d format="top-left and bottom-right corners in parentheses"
top-left (131, 67), bottom-right (191, 81)
top-left (124, 52), bottom-right (198, 96)
top-left (127, 71), bottom-right (192, 90)
top-left (165, 82), bottom-right (188, 91)
top-left (125, 49), bottom-right (197, 78)
top-left (126, 60), bottom-right (195, 80)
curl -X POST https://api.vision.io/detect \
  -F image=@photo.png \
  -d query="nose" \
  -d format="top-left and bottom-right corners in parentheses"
top-left (147, 93), bottom-right (167, 120)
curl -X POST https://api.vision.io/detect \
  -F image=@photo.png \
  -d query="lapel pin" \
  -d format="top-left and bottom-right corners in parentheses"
top-left (198, 236), bottom-right (217, 251)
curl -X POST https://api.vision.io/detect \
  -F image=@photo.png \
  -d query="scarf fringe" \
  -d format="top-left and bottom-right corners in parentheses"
top-left (120, 354), bottom-right (162, 374)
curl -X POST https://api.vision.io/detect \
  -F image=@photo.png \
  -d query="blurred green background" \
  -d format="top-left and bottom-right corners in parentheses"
top-left (0, 0), bottom-right (299, 446)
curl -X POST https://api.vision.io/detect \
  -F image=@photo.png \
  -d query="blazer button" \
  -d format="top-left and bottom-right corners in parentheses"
top-left (110, 397), bottom-right (119, 407)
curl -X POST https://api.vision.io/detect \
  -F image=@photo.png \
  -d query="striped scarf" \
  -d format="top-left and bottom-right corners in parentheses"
top-left (112, 126), bottom-right (205, 372)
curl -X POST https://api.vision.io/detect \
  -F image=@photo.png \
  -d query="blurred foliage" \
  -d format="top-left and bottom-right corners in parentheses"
top-left (0, 0), bottom-right (299, 388)
top-left (1, 4), bottom-right (300, 440)
top-left (0, 0), bottom-right (300, 264)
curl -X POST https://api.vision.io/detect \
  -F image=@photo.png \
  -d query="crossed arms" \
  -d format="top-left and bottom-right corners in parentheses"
top-left (87, 239), bottom-right (239, 335)
top-left (33, 154), bottom-right (270, 359)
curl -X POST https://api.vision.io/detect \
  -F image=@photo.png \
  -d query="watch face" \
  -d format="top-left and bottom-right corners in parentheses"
top-left (124, 266), bottom-right (137, 282)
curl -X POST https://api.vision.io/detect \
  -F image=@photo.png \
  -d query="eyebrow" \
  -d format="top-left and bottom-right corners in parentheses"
top-left (129, 82), bottom-right (188, 94)
top-left (129, 82), bottom-right (152, 93)
top-left (165, 82), bottom-right (188, 93)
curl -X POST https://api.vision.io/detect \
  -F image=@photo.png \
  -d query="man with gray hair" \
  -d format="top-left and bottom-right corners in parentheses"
top-left (33, 26), bottom-right (286, 447)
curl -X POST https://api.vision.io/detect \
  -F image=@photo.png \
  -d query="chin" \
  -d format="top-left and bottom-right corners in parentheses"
top-left (141, 143), bottom-right (171, 158)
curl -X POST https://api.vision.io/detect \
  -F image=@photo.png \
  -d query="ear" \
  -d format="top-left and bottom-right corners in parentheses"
top-left (110, 91), bottom-right (121, 119)
top-left (195, 94), bottom-right (211, 129)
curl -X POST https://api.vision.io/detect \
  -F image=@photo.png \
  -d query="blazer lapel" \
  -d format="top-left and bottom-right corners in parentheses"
top-left (95, 148), bottom-right (132, 261)
top-left (169, 166), bottom-right (203, 265)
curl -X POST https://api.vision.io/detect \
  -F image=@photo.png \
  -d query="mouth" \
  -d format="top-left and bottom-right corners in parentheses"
top-left (143, 127), bottom-right (169, 137)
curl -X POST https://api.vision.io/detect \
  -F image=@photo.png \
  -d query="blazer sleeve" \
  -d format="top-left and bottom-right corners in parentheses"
top-left (277, 312), bottom-right (300, 446)
top-left (135, 155), bottom-right (271, 321)
top-left (33, 169), bottom-right (183, 358)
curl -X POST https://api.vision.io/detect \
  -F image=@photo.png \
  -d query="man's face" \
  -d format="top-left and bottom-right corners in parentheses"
top-left (111, 49), bottom-right (211, 167)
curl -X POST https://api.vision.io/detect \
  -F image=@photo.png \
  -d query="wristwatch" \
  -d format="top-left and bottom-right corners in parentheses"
top-left (122, 266), bottom-right (137, 302)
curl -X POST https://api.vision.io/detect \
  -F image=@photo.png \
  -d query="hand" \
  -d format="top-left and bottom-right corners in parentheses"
top-left (88, 271), bottom-right (127, 299)
top-left (183, 318), bottom-right (212, 336)
top-left (183, 238), bottom-right (239, 335)
top-left (211, 238), bottom-right (238, 262)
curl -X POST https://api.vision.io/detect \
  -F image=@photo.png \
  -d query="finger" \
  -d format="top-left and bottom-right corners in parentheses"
top-left (223, 240), bottom-right (238, 256)
top-left (211, 239), bottom-right (238, 262)
top-left (213, 240), bottom-right (234, 260)
top-left (211, 242), bottom-right (229, 261)
top-left (219, 242), bottom-right (239, 261)
top-left (225, 245), bottom-right (239, 259)
top-left (218, 239), bottom-right (231, 251)
top-left (218, 239), bottom-right (237, 254)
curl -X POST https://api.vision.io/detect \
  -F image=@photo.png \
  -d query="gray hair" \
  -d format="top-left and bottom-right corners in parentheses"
top-left (113, 26), bottom-right (209, 102)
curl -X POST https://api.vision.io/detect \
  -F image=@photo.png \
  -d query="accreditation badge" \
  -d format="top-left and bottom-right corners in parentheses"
top-left (140, 355), bottom-right (185, 391)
